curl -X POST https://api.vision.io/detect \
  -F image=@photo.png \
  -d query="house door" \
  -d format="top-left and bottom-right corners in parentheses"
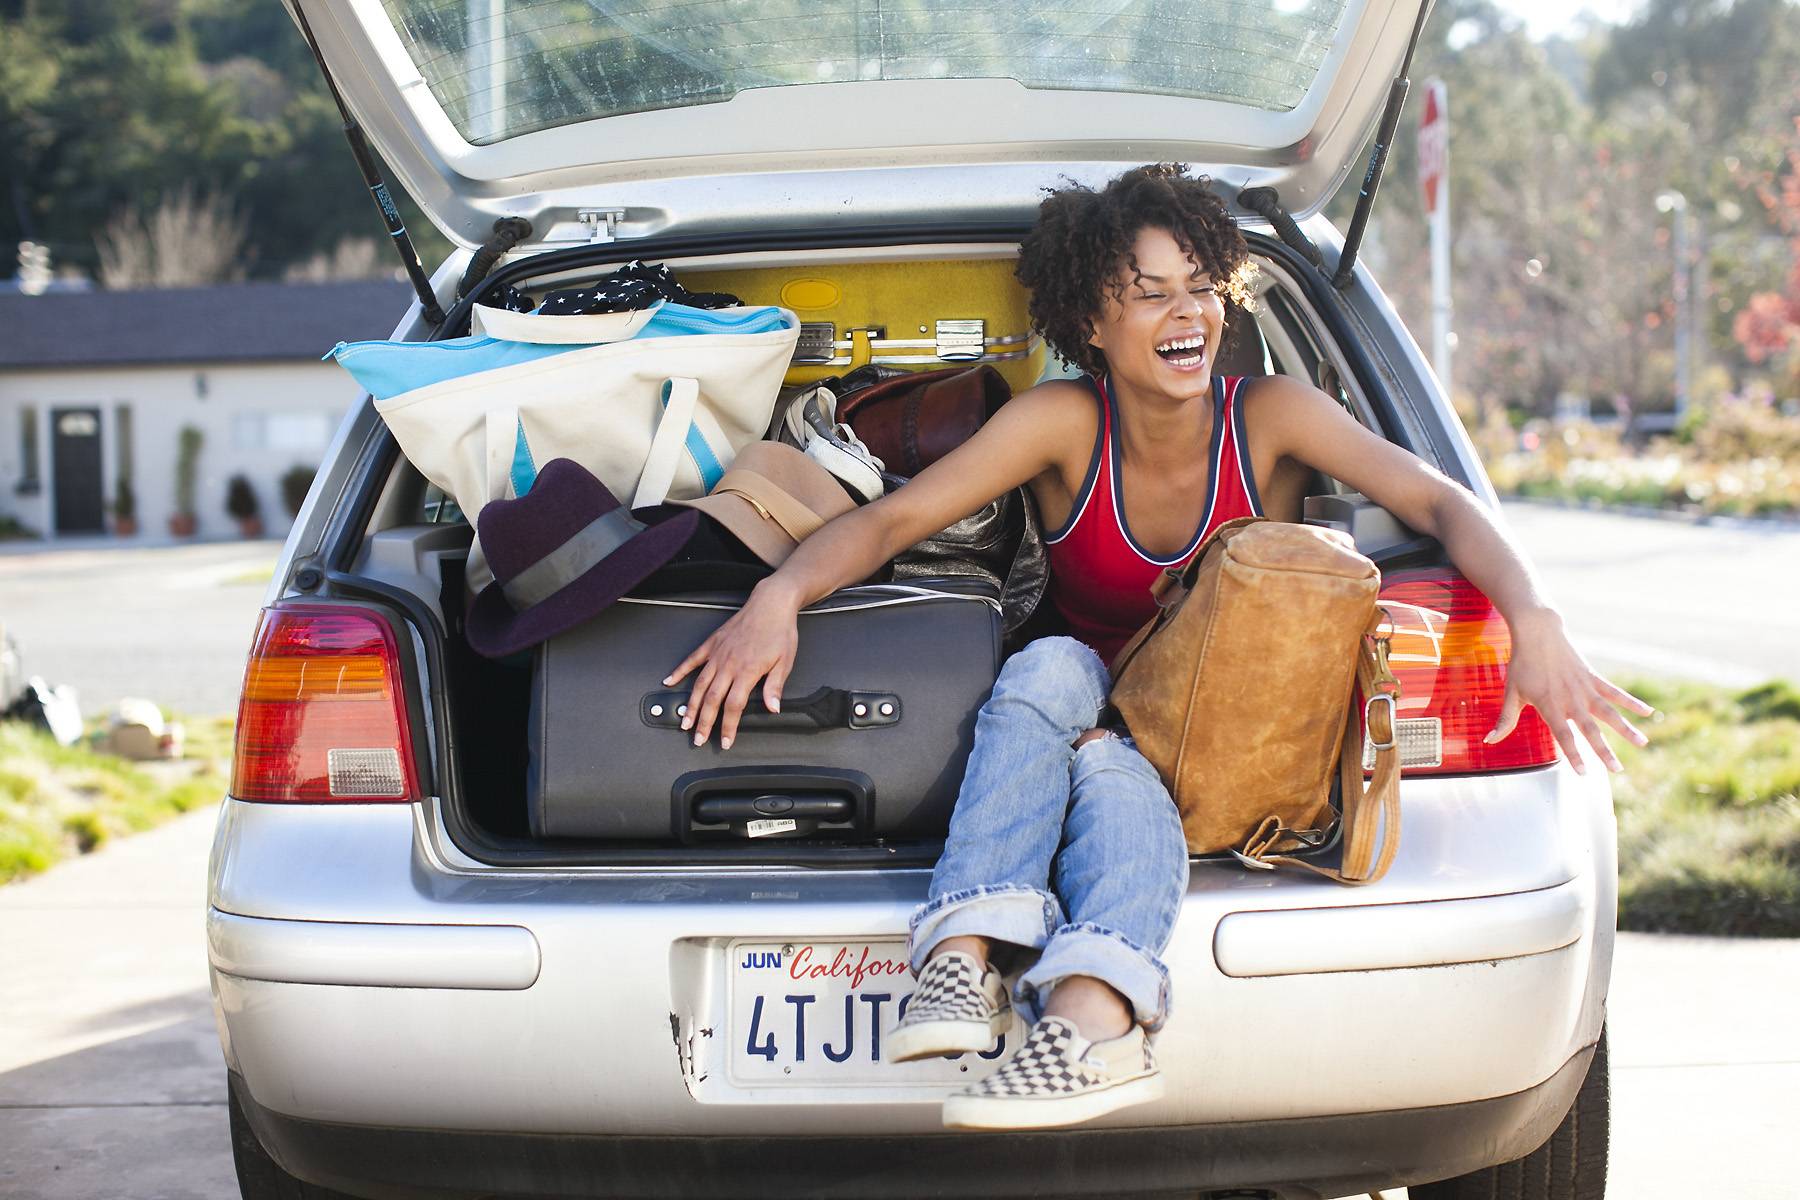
top-left (51, 407), bottom-right (105, 534)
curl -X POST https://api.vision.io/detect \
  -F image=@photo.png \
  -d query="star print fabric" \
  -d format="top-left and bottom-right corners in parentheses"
top-left (494, 261), bottom-right (740, 316)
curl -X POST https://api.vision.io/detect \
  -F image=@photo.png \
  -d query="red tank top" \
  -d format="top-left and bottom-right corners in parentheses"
top-left (1045, 374), bottom-right (1263, 664)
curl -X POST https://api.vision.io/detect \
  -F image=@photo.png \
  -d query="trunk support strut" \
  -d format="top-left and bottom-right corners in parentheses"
top-left (1332, 0), bottom-right (1435, 290)
top-left (291, 2), bottom-right (446, 326)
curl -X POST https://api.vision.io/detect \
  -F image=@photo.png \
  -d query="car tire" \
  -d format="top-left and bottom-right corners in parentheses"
top-left (229, 1080), bottom-right (362, 1200)
top-left (1411, 1029), bottom-right (1609, 1200)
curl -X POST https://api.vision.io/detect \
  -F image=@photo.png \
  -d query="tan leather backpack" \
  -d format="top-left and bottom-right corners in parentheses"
top-left (1109, 517), bottom-right (1401, 884)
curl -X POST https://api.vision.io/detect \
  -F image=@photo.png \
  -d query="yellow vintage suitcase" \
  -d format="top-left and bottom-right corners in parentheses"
top-left (678, 259), bottom-right (1047, 393)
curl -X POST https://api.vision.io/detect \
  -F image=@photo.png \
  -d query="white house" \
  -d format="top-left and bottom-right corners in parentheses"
top-left (0, 280), bottom-right (411, 541)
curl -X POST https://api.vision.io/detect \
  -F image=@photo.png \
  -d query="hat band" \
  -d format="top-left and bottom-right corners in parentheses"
top-left (712, 472), bottom-right (827, 544)
top-left (500, 508), bottom-right (647, 610)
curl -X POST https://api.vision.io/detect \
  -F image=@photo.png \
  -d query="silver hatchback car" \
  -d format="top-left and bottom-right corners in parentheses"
top-left (210, 3), bottom-right (1613, 1198)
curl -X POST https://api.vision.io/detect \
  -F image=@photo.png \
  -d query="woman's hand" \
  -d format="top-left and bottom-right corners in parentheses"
top-left (658, 384), bottom-right (1081, 751)
top-left (1489, 608), bottom-right (1654, 774)
top-left (664, 580), bottom-right (803, 750)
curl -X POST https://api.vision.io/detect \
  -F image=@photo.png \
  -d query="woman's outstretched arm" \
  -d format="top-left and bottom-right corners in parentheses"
top-left (1250, 375), bottom-right (1654, 774)
top-left (665, 382), bottom-right (1089, 749)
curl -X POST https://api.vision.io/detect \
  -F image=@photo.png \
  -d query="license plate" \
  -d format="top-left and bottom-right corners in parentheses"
top-left (727, 939), bottom-right (1017, 1087)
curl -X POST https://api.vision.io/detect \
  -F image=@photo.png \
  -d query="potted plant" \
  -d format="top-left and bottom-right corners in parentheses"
top-left (225, 474), bottom-right (263, 538)
top-left (112, 477), bottom-right (137, 537)
top-left (280, 464), bottom-right (317, 519)
top-left (169, 425), bottom-right (203, 537)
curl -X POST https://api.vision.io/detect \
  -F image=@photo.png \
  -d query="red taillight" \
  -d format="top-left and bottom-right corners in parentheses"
top-left (1374, 570), bottom-right (1559, 775)
top-left (230, 605), bottom-right (421, 803)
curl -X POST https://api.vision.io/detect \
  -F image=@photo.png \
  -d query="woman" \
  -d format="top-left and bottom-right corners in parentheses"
top-left (665, 164), bottom-right (1650, 1130)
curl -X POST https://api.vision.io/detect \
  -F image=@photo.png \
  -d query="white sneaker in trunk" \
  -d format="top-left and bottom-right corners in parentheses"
top-left (778, 384), bottom-right (886, 502)
top-left (941, 1016), bottom-right (1164, 1130)
top-left (885, 950), bottom-right (1011, 1063)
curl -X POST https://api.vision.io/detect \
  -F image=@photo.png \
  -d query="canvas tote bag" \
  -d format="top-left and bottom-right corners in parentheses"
top-left (362, 305), bottom-right (799, 590)
top-left (1109, 517), bottom-right (1402, 885)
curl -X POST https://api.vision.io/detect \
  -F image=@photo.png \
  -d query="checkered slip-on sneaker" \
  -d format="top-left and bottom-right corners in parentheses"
top-left (941, 1015), bottom-right (1164, 1130)
top-left (885, 950), bottom-right (1011, 1064)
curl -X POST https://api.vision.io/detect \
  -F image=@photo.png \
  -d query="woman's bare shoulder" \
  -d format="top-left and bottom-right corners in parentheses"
top-left (993, 377), bottom-right (1099, 437)
top-left (985, 378), bottom-right (1103, 509)
top-left (1014, 375), bottom-right (1098, 408)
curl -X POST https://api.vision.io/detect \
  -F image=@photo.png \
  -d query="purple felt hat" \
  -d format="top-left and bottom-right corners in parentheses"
top-left (465, 459), bottom-right (698, 658)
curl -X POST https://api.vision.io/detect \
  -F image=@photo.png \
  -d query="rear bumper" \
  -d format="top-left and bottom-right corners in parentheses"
top-left (233, 1042), bottom-right (1595, 1200)
top-left (208, 761), bottom-right (1616, 1137)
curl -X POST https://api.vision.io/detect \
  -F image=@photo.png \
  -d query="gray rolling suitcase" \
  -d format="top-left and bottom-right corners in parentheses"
top-left (527, 578), bottom-right (1002, 841)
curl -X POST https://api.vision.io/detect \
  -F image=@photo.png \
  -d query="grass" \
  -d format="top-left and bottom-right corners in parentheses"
top-left (0, 716), bottom-right (233, 885)
top-left (1612, 678), bottom-right (1800, 936)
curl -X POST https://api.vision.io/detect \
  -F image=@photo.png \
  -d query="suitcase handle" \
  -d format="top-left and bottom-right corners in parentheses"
top-left (674, 768), bottom-right (876, 843)
top-left (641, 687), bottom-right (900, 732)
top-left (693, 795), bottom-right (854, 823)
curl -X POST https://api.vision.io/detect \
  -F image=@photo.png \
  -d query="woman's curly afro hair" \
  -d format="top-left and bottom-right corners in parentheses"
top-left (1015, 164), bottom-right (1255, 378)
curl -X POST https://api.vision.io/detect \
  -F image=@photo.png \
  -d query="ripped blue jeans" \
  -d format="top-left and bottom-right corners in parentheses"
top-left (908, 636), bottom-right (1189, 1032)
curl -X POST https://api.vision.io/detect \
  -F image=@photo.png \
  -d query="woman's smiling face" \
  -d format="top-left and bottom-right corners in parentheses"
top-left (1085, 225), bottom-right (1226, 402)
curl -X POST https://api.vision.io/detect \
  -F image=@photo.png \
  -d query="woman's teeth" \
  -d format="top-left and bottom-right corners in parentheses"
top-left (1156, 334), bottom-right (1207, 366)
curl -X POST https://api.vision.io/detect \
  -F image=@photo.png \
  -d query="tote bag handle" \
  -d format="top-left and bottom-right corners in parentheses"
top-left (633, 377), bottom-right (700, 509)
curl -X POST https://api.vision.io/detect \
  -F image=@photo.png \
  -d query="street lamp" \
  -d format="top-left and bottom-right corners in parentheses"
top-left (1655, 190), bottom-right (1692, 424)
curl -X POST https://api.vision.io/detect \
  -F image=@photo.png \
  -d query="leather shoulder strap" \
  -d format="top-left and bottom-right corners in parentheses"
top-left (1251, 611), bottom-right (1401, 885)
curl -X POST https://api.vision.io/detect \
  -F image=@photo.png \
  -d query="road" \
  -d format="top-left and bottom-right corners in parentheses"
top-left (0, 504), bottom-right (1793, 730)
top-left (0, 539), bottom-right (276, 718)
top-left (1, 805), bottom-right (1793, 1199)
top-left (1499, 501), bottom-right (1800, 687)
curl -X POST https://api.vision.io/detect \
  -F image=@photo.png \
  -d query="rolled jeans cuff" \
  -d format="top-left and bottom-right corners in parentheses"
top-left (907, 884), bottom-right (1064, 974)
top-left (1016, 921), bottom-right (1174, 1033)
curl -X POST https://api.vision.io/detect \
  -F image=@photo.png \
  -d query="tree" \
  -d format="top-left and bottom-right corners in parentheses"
top-left (0, 0), bottom-right (444, 283)
top-left (1345, 0), bottom-right (1800, 418)
top-left (1344, 0), bottom-right (1622, 415)
top-left (1732, 116), bottom-right (1800, 389)
top-left (1592, 0), bottom-right (1800, 149)
top-left (282, 237), bottom-right (391, 283)
top-left (94, 186), bottom-right (251, 288)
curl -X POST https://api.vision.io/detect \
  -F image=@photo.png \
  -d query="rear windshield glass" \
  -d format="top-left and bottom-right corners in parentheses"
top-left (379, 0), bottom-right (1352, 145)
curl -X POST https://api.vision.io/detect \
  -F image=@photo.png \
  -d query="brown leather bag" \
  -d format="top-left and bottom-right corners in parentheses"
top-left (1109, 517), bottom-right (1402, 884)
top-left (837, 365), bottom-right (1010, 477)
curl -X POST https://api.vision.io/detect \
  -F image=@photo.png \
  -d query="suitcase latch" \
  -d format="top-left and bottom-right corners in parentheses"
top-left (936, 319), bottom-right (986, 361)
top-left (793, 322), bottom-right (837, 365)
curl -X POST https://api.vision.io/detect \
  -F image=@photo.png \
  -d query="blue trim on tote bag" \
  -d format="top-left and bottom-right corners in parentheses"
top-left (510, 419), bottom-right (538, 497)
top-left (326, 303), bottom-right (792, 402)
top-left (658, 381), bottom-right (727, 492)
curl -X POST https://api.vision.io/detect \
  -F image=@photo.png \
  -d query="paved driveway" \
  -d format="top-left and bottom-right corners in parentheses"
top-left (0, 539), bottom-right (276, 718)
top-left (1499, 501), bottom-right (1800, 688)
top-left (1, 805), bottom-right (1794, 1200)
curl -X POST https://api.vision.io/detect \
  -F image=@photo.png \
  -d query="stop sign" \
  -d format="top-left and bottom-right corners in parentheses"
top-left (1418, 79), bottom-right (1447, 216)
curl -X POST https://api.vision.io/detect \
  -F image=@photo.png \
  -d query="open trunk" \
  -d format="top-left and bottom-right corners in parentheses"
top-left (335, 232), bottom-right (1441, 867)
